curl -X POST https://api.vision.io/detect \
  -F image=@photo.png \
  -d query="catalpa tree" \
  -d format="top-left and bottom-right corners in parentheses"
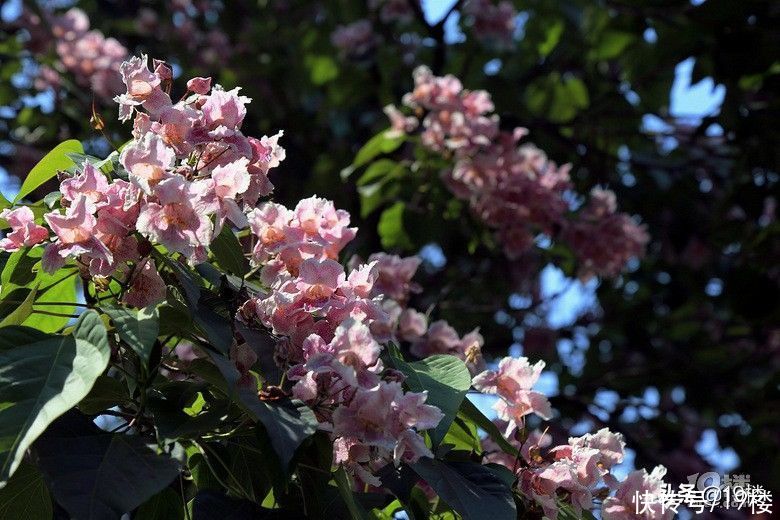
top-left (0, 54), bottom-right (666, 520)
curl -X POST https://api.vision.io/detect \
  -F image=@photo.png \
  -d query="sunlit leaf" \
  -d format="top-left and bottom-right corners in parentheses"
top-left (15, 139), bottom-right (83, 202)
top-left (0, 311), bottom-right (110, 485)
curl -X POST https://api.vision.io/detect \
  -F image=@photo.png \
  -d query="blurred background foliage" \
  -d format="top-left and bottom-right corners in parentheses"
top-left (1, 0), bottom-right (779, 498)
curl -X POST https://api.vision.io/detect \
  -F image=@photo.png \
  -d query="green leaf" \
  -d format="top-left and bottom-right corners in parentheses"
top-left (525, 73), bottom-right (589, 123)
top-left (15, 139), bottom-right (83, 202)
top-left (392, 354), bottom-right (471, 446)
top-left (441, 417), bottom-right (482, 454)
top-left (557, 500), bottom-right (598, 520)
top-left (192, 351), bottom-right (318, 473)
top-left (411, 459), bottom-right (516, 520)
top-left (224, 433), bottom-right (272, 503)
top-left (378, 202), bottom-right (413, 250)
top-left (210, 225), bottom-right (249, 276)
top-left (135, 488), bottom-right (185, 520)
top-left (306, 55), bottom-right (339, 85)
top-left (590, 31), bottom-right (635, 60)
top-left (0, 311), bottom-right (110, 486)
top-left (334, 466), bottom-right (371, 520)
top-left (0, 192), bottom-right (11, 212)
top-left (0, 284), bottom-right (37, 327)
top-left (103, 305), bottom-right (160, 366)
top-left (23, 269), bottom-right (77, 333)
top-left (538, 20), bottom-right (564, 57)
top-left (77, 375), bottom-right (130, 415)
top-left (0, 248), bottom-right (39, 292)
top-left (0, 461), bottom-right (53, 520)
top-left (0, 247), bottom-right (78, 332)
top-left (342, 132), bottom-right (405, 179)
top-left (146, 385), bottom-right (226, 441)
top-left (34, 411), bottom-right (181, 520)
top-left (356, 159), bottom-right (398, 186)
top-left (458, 399), bottom-right (518, 457)
top-left (164, 258), bottom-right (232, 353)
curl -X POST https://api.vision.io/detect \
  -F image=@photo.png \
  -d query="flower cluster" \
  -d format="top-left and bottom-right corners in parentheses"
top-left (473, 356), bottom-right (553, 426)
top-left (238, 199), bottom-right (444, 484)
top-left (2, 54), bottom-right (285, 309)
top-left (37, 8), bottom-right (128, 99)
top-left (0, 207), bottom-right (48, 252)
top-left (388, 66), bottom-right (649, 278)
top-left (2, 54), bottom-right (668, 511)
top-left (562, 187), bottom-right (650, 279)
top-left (483, 423), bottom-right (671, 520)
top-left (462, 0), bottom-right (518, 48)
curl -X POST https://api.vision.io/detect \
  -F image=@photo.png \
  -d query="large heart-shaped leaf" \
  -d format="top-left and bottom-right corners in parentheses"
top-left (0, 247), bottom-right (78, 332)
top-left (135, 488), bottom-right (185, 520)
top-left (34, 411), bottom-right (181, 520)
top-left (164, 258), bottom-right (232, 353)
top-left (0, 461), bottom-right (53, 519)
top-left (210, 225), bottom-right (249, 276)
top-left (334, 466), bottom-right (371, 520)
top-left (0, 311), bottom-right (110, 486)
top-left (392, 354), bottom-right (471, 446)
top-left (103, 305), bottom-right (160, 366)
top-left (0, 285), bottom-right (37, 327)
top-left (191, 351), bottom-right (317, 473)
top-left (458, 399), bottom-right (518, 457)
top-left (411, 459), bottom-right (516, 520)
top-left (15, 139), bottom-right (83, 202)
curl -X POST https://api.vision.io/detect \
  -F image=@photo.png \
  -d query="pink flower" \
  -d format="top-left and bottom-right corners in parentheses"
top-left (120, 133), bottom-right (176, 194)
top-left (367, 253), bottom-right (421, 302)
top-left (527, 460), bottom-right (593, 519)
top-left (136, 176), bottom-right (213, 264)
top-left (60, 162), bottom-right (109, 211)
top-left (463, 0), bottom-right (518, 48)
top-left (329, 318), bottom-right (382, 373)
top-left (602, 466), bottom-right (672, 520)
top-left (383, 104), bottom-right (418, 137)
top-left (562, 188), bottom-right (649, 279)
top-left (295, 258), bottom-right (346, 309)
top-left (114, 54), bottom-right (169, 121)
top-left (149, 105), bottom-right (198, 155)
top-left (247, 202), bottom-right (295, 260)
top-left (473, 356), bottom-right (552, 422)
top-left (395, 390), bottom-right (444, 431)
top-left (410, 320), bottom-right (485, 374)
top-left (230, 342), bottom-right (258, 390)
top-left (331, 381), bottom-right (439, 471)
top-left (200, 157), bottom-right (251, 228)
top-left (202, 85), bottom-right (251, 133)
top-left (245, 131), bottom-right (286, 205)
top-left (187, 76), bottom-right (212, 95)
top-left (42, 195), bottom-right (112, 272)
top-left (569, 428), bottom-right (626, 471)
top-left (121, 258), bottom-right (167, 308)
top-left (48, 8), bottom-right (126, 102)
top-left (293, 197), bottom-right (357, 253)
top-left (369, 0), bottom-right (417, 24)
top-left (342, 261), bottom-right (378, 300)
top-left (398, 308), bottom-right (427, 341)
top-left (0, 207), bottom-right (49, 251)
